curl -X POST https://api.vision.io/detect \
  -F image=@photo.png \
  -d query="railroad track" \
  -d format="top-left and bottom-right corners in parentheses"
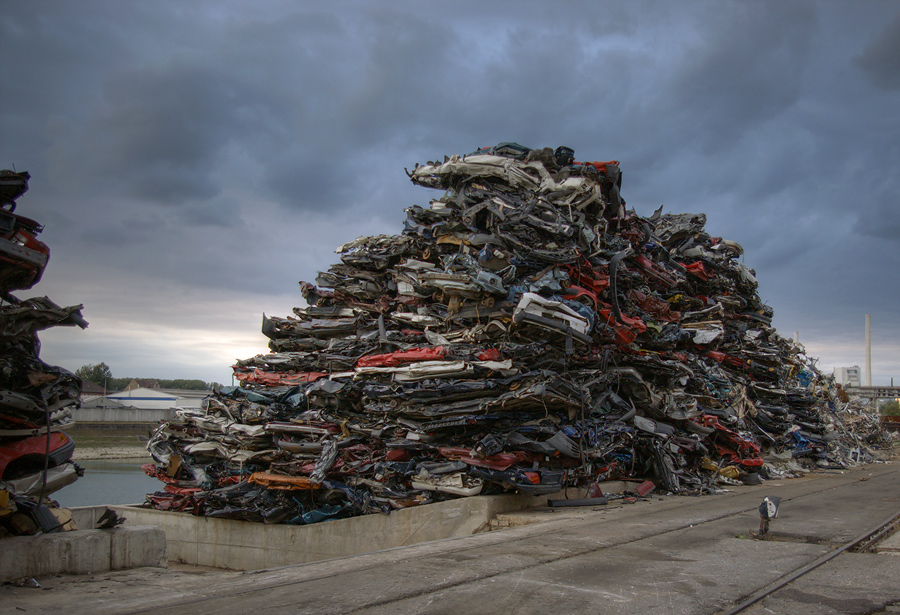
top-left (716, 505), bottom-right (900, 615)
top-left (150, 466), bottom-right (900, 615)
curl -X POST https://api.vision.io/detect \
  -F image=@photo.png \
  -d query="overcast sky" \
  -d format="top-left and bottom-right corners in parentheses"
top-left (2, 1), bottom-right (898, 386)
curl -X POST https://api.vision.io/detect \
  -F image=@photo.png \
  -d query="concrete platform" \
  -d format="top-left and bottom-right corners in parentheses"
top-left (0, 526), bottom-right (166, 582)
top-left (5, 464), bottom-right (900, 615)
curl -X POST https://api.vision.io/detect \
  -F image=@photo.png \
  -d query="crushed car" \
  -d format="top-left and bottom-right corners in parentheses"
top-left (0, 171), bottom-right (87, 538)
top-left (141, 144), bottom-right (892, 525)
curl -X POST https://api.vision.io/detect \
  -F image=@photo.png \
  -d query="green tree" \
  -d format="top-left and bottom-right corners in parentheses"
top-left (75, 362), bottom-right (113, 387)
top-left (157, 379), bottom-right (213, 390)
top-left (879, 400), bottom-right (900, 416)
top-left (105, 377), bottom-right (130, 391)
top-left (72, 366), bottom-right (222, 392)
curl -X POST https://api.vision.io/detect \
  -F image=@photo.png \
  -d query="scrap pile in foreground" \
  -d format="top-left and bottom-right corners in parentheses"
top-left (0, 171), bottom-right (87, 536)
top-left (144, 143), bottom-right (890, 525)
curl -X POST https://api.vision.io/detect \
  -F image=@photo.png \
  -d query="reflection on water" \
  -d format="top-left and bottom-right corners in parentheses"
top-left (53, 458), bottom-right (162, 507)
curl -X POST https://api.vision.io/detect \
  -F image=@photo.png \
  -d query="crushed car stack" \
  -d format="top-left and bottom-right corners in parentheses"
top-left (143, 143), bottom-right (891, 525)
top-left (0, 170), bottom-right (88, 537)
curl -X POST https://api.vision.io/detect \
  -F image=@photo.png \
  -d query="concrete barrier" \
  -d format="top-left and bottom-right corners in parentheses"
top-left (0, 526), bottom-right (166, 582)
top-left (110, 493), bottom-right (540, 570)
top-left (0, 481), bottom-right (630, 580)
top-left (69, 504), bottom-right (118, 530)
top-left (74, 406), bottom-right (176, 423)
top-left (99, 481), bottom-right (636, 570)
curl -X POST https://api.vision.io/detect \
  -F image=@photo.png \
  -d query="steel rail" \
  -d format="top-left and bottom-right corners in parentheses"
top-left (717, 507), bottom-right (900, 615)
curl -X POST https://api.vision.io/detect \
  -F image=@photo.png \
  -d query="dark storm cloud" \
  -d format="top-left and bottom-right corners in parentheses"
top-left (2, 0), bottom-right (899, 382)
top-left (89, 65), bottom-right (242, 202)
top-left (78, 209), bottom-right (169, 248)
top-left (856, 10), bottom-right (900, 91)
top-left (1, 8), bottom-right (119, 154)
top-left (667, 4), bottom-right (815, 147)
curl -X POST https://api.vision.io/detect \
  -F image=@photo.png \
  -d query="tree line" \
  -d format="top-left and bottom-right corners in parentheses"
top-left (75, 362), bottom-right (222, 392)
top-left (881, 399), bottom-right (900, 416)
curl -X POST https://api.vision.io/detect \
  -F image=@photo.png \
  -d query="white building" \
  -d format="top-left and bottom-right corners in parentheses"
top-left (103, 387), bottom-right (209, 410)
top-left (77, 396), bottom-right (174, 424)
top-left (834, 366), bottom-right (861, 387)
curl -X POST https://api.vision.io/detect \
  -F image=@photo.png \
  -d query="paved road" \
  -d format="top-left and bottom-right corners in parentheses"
top-left (6, 463), bottom-right (900, 615)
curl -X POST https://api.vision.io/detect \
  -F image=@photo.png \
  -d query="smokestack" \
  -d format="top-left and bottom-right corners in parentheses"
top-left (793, 332), bottom-right (799, 344)
top-left (865, 314), bottom-right (872, 386)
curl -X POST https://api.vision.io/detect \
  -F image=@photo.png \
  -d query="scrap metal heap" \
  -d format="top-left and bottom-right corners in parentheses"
top-left (144, 143), bottom-right (890, 524)
top-left (0, 170), bottom-right (88, 537)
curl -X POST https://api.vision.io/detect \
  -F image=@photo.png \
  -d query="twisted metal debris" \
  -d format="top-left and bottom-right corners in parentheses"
top-left (1, 170), bottom-right (88, 537)
top-left (143, 143), bottom-right (891, 525)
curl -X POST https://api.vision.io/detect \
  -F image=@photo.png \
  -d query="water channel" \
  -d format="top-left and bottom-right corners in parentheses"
top-left (53, 458), bottom-right (160, 507)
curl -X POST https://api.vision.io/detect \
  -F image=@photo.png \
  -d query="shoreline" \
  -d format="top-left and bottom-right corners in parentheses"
top-left (73, 446), bottom-right (152, 461)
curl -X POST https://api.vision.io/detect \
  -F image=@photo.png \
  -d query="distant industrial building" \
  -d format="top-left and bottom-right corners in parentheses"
top-left (835, 366), bottom-right (862, 388)
top-left (75, 387), bottom-right (211, 426)
top-left (104, 387), bottom-right (207, 410)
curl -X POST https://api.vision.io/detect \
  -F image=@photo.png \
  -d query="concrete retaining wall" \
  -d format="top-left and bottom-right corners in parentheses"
top-left (69, 505), bottom-right (118, 530)
top-left (1, 482), bottom-right (630, 580)
top-left (74, 407), bottom-right (175, 423)
top-left (0, 526), bottom-right (167, 582)
top-left (110, 493), bottom-right (539, 570)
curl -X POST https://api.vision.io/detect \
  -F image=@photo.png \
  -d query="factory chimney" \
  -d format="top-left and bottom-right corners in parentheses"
top-left (865, 314), bottom-right (872, 386)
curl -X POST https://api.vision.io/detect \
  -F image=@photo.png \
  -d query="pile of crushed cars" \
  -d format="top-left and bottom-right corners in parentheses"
top-left (143, 143), bottom-right (891, 525)
top-left (0, 170), bottom-right (87, 537)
